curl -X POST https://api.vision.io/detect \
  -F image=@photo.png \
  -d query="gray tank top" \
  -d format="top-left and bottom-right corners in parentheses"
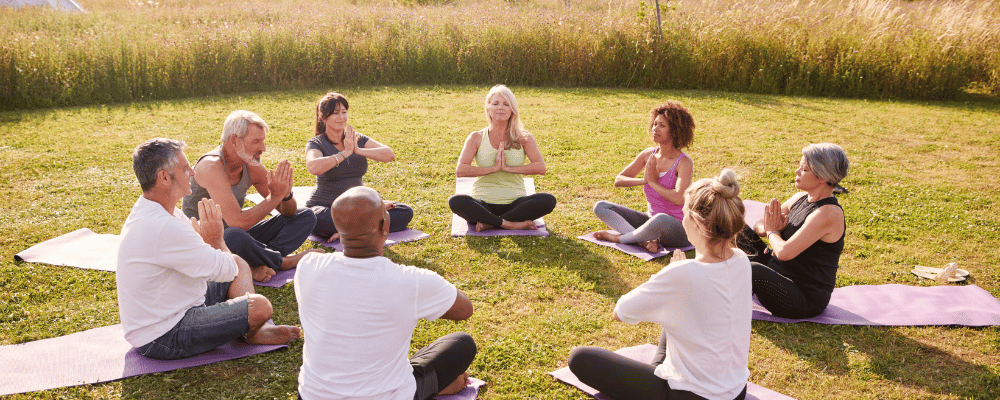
top-left (181, 146), bottom-right (253, 220)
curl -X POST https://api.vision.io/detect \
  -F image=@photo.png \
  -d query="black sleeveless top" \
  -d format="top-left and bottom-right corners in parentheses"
top-left (768, 195), bottom-right (844, 309)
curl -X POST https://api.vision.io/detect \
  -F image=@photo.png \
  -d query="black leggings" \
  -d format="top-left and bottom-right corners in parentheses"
top-left (738, 225), bottom-right (826, 319)
top-left (567, 332), bottom-right (746, 400)
top-left (448, 193), bottom-right (556, 228)
top-left (310, 203), bottom-right (414, 238)
top-left (411, 332), bottom-right (478, 400)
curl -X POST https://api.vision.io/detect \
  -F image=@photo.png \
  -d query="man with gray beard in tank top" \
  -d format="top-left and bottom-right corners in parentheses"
top-left (182, 110), bottom-right (319, 283)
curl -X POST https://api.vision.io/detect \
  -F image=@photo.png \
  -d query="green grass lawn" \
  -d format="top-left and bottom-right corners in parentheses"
top-left (1, 85), bottom-right (998, 399)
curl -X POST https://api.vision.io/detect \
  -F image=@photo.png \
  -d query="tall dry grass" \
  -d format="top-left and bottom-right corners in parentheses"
top-left (1, 0), bottom-right (997, 110)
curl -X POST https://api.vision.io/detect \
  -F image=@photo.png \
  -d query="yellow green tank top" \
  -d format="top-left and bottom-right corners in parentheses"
top-left (470, 129), bottom-right (527, 204)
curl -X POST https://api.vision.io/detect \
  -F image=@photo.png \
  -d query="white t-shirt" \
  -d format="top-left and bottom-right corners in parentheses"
top-left (615, 249), bottom-right (752, 400)
top-left (116, 196), bottom-right (239, 348)
top-left (295, 252), bottom-right (458, 400)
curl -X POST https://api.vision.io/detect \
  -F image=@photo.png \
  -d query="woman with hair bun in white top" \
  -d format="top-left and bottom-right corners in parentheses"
top-left (569, 169), bottom-right (751, 400)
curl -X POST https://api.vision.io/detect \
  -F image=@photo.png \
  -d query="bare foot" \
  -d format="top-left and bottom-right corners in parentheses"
top-left (593, 230), bottom-right (621, 243)
top-left (438, 371), bottom-right (470, 396)
top-left (475, 222), bottom-right (495, 232)
top-left (642, 239), bottom-right (659, 253)
top-left (502, 220), bottom-right (537, 230)
top-left (280, 249), bottom-right (324, 270)
top-left (326, 232), bottom-right (340, 243)
top-left (247, 324), bottom-right (301, 345)
top-left (252, 265), bottom-right (276, 282)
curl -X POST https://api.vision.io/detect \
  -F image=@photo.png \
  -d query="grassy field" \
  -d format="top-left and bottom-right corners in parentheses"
top-left (1, 85), bottom-right (999, 399)
top-left (2, 0), bottom-right (999, 110)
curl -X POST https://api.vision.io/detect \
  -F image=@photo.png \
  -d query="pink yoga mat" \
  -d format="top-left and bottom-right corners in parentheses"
top-left (14, 228), bottom-right (121, 272)
top-left (0, 324), bottom-right (286, 396)
top-left (577, 232), bottom-right (694, 261)
top-left (753, 284), bottom-right (1000, 326)
top-left (550, 344), bottom-right (795, 400)
top-left (450, 177), bottom-right (548, 237)
top-left (309, 228), bottom-right (430, 251)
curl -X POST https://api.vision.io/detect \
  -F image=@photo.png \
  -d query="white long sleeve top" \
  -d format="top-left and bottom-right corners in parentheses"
top-left (116, 196), bottom-right (238, 348)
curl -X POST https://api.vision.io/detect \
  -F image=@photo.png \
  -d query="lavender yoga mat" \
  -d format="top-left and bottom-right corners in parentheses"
top-left (309, 228), bottom-right (431, 251)
top-left (436, 377), bottom-right (486, 400)
top-left (255, 267), bottom-right (296, 288)
top-left (16, 227), bottom-right (292, 288)
top-left (245, 186), bottom-right (317, 215)
top-left (0, 324), bottom-right (286, 396)
top-left (550, 344), bottom-right (796, 400)
top-left (14, 228), bottom-right (121, 272)
top-left (753, 284), bottom-right (1000, 326)
top-left (576, 232), bottom-right (694, 261)
top-left (450, 177), bottom-right (548, 237)
top-left (743, 199), bottom-right (766, 227)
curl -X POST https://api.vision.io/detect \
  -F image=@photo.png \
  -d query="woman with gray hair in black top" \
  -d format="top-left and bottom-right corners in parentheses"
top-left (739, 143), bottom-right (849, 319)
top-left (304, 92), bottom-right (414, 243)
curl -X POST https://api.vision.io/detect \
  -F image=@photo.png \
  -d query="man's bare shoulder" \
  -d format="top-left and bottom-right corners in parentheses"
top-left (192, 154), bottom-right (224, 173)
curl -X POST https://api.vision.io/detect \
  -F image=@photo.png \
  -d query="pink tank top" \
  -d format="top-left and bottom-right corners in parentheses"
top-left (643, 150), bottom-right (686, 221)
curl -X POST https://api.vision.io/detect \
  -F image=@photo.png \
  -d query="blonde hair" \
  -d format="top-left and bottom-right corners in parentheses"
top-left (484, 84), bottom-right (526, 150)
top-left (221, 110), bottom-right (268, 143)
top-left (685, 169), bottom-right (746, 258)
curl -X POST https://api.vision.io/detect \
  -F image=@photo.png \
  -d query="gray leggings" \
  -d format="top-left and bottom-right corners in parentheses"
top-left (593, 201), bottom-right (690, 248)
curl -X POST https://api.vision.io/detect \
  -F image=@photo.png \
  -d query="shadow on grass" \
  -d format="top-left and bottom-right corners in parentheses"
top-left (448, 227), bottom-right (628, 299)
top-left (755, 322), bottom-right (1000, 398)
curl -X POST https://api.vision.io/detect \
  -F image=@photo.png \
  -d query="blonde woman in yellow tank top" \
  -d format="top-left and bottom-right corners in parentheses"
top-left (448, 85), bottom-right (557, 231)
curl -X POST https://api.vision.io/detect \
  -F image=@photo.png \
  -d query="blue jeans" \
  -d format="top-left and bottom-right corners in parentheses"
top-left (136, 281), bottom-right (250, 360)
top-left (224, 207), bottom-right (317, 270)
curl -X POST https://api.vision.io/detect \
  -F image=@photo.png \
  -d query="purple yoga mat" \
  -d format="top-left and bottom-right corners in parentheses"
top-left (436, 377), bottom-right (486, 400)
top-left (577, 232), bottom-right (694, 261)
top-left (743, 199), bottom-right (766, 227)
top-left (255, 267), bottom-right (296, 288)
top-left (550, 344), bottom-right (796, 400)
top-left (309, 228), bottom-right (431, 251)
top-left (14, 228), bottom-right (121, 272)
top-left (16, 228), bottom-right (292, 288)
top-left (753, 284), bottom-right (1000, 326)
top-left (450, 177), bottom-right (548, 237)
top-left (0, 324), bottom-right (286, 396)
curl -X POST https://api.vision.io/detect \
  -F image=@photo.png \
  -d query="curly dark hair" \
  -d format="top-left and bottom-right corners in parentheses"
top-left (650, 101), bottom-right (695, 149)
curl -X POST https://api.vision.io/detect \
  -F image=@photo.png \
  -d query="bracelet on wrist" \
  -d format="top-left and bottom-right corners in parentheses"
top-left (282, 192), bottom-right (294, 201)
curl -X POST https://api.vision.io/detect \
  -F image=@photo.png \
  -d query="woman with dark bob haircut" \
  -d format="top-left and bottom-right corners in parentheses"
top-left (569, 169), bottom-right (751, 400)
top-left (303, 92), bottom-right (414, 242)
top-left (738, 143), bottom-right (849, 319)
top-left (592, 101), bottom-right (696, 253)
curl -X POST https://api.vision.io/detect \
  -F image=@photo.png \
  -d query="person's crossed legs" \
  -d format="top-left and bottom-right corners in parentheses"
top-left (411, 332), bottom-right (478, 400)
top-left (135, 259), bottom-right (300, 360)
top-left (225, 208), bottom-right (319, 282)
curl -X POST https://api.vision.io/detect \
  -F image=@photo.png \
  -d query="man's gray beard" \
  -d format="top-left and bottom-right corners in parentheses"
top-left (236, 141), bottom-right (263, 167)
